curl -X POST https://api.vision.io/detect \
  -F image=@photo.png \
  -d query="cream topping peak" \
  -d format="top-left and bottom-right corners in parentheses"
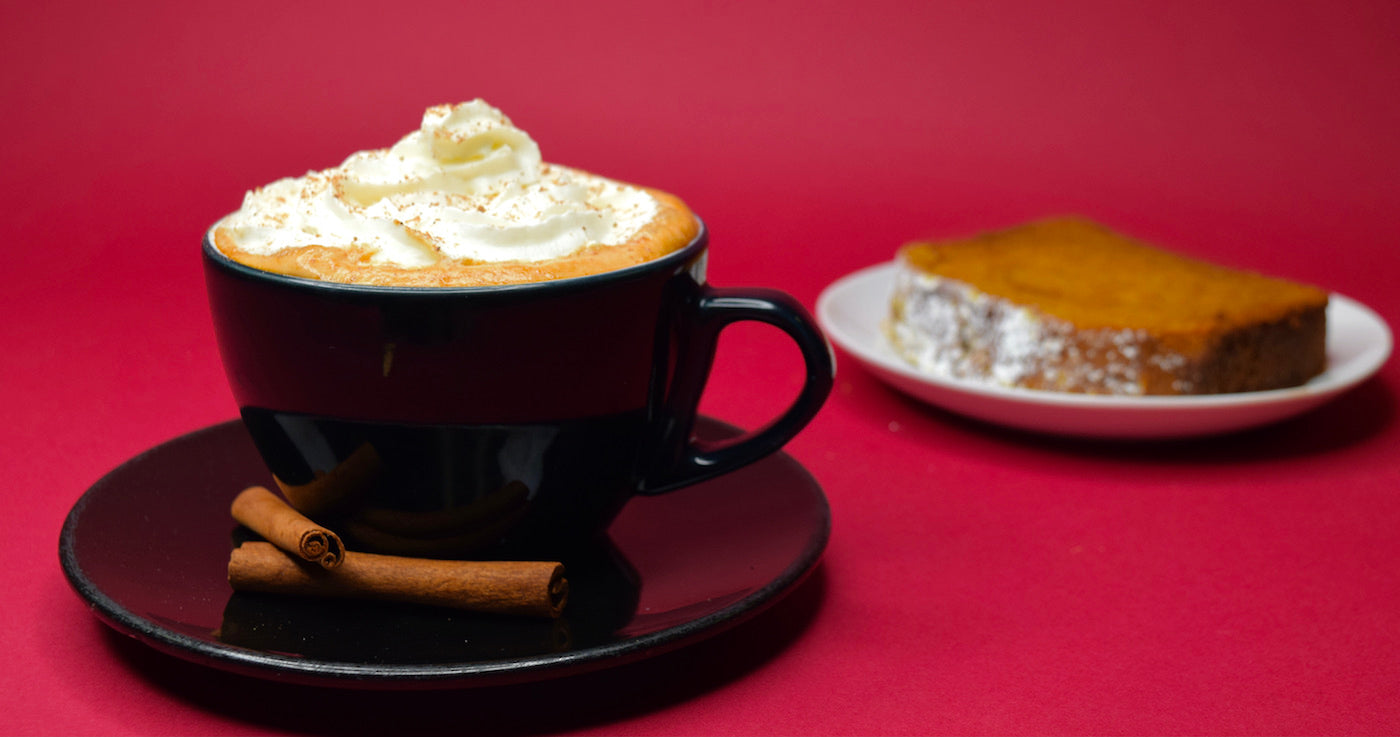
top-left (218, 100), bottom-right (658, 266)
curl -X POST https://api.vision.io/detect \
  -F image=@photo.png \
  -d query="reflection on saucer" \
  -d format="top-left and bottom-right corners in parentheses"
top-left (60, 417), bottom-right (828, 687)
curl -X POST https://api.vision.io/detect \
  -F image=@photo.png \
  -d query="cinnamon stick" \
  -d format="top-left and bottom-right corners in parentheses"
top-left (228, 542), bottom-right (568, 618)
top-left (231, 486), bottom-right (344, 569)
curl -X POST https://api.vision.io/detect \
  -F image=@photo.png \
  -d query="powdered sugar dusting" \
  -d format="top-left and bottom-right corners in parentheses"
top-left (885, 262), bottom-right (1195, 395)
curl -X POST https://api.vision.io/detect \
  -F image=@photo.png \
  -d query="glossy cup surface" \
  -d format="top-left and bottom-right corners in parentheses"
top-left (204, 222), bottom-right (833, 557)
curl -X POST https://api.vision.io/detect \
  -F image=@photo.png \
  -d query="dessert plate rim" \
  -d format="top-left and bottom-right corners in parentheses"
top-left (817, 261), bottom-right (1392, 439)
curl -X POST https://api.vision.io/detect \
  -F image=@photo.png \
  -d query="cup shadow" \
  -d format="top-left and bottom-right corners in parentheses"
top-left (95, 564), bottom-right (828, 735)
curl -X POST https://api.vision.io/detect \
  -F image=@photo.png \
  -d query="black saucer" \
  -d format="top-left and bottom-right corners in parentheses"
top-left (59, 418), bottom-right (829, 689)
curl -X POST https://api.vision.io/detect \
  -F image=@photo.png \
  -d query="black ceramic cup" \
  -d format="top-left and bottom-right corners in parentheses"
top-left (203, 222), bottom-right (834, 558)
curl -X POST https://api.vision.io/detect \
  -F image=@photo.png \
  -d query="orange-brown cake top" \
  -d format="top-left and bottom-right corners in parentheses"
top-left (898, 217), bottom-right (1329, 332)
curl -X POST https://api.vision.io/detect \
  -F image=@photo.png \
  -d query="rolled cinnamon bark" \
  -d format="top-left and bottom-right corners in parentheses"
top-left (230, 486), bottom-right (344, 569)
top-left (228, 542), bottom-right (568, 618)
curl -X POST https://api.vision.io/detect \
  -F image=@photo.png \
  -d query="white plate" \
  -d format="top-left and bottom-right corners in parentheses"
top-left (816, 262), bottom-right (1393, 439)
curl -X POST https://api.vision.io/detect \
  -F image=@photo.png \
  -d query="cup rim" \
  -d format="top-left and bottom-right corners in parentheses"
top-left (202, 218), bottom-right (709, 298)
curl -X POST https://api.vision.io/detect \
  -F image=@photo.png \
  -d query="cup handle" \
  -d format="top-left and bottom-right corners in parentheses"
top-left (639, 286), bottom-right (835, 496)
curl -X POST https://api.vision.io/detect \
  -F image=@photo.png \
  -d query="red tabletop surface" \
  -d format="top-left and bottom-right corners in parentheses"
top-left (4, 1), bottom-right (1398, 734)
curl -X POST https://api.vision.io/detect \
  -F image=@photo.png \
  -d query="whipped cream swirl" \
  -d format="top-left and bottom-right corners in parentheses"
top-left (218, 100), bottom-right (660, 266)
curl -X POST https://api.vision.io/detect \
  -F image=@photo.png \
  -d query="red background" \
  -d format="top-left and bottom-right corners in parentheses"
top-left (4, 1), bottom-right (1399, 734)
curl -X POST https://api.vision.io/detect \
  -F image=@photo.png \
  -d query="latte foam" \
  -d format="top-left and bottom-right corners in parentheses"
top-left (214, 100), bottom-right (698, 287)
